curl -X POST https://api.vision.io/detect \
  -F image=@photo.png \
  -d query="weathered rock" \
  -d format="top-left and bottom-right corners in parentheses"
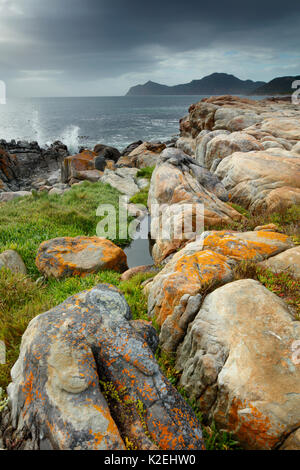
top-left (121, 140), bottom-right (143, 156)
top-left (36, 236), bottom-right (128, 278)
top-left (0, 191), bottom-right (31, 203)
top-left (94, 144), bottom-right (121, 163)
top-left (147, 229), bottom-right (293, 353)
top-left (178, 96), bottom-right (300, 213)
top-left (215, 150), bottom-right (300, 212)
top-left (203, 132), bottom-right (262, 170)
top-left (259, 246), bottom-right (300, 278)
top-left (4, 284), bottom-right (205, 450)
top-left (0, 250), bottom-right (27, 274)
top-left (130, 319), bottom-right (159, 355)
top-left (176, 279), bottom-right (300, 450)
top-left (101, 169), bottom-right (140, 197)
top-left (148, 148), bottom-right (243, 264)
top-left (118, 142), bottom-right (166, 168)
top-left (61, 150), bottom-right (97, 184)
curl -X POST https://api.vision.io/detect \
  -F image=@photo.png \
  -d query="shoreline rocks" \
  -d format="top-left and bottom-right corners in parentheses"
top-left (178, 95), bottom-right (300, 212)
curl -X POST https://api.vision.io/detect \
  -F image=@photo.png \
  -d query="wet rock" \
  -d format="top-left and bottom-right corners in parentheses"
top-left (4, 284), bottom-right (205, 450)
top-left (176, 279), bottom-right (300, 450)
top-left (36, 236), bottom-right (128, 278)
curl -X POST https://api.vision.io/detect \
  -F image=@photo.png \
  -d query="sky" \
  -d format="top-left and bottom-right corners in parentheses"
top-left (0, 0), bottom-right (299, 97)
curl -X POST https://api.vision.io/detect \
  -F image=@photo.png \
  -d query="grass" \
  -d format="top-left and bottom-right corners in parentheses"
top-left (129, 166), bottom-right (155, 208)
top-left (0, 181), bottom-right (132, 277)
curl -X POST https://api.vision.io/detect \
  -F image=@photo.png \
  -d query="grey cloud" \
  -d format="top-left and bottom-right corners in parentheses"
top-left (0, 0), bottom-right (299, 95)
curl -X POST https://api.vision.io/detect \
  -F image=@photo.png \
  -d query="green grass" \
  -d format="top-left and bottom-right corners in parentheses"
top-left (129, 166), bottom-right (155, 208)
top-left (136, 166), bottom-right (155, 180)
top-left (0, 182), bottom-right (132, 277)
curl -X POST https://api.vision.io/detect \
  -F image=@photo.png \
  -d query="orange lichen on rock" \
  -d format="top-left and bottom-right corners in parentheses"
top-left (36, 236), bottom-right (128, 278)
top-left (153, 250), bottom-right (232, 326)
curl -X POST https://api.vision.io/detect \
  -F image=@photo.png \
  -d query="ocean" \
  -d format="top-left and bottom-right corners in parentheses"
top-left (0, 95), bottom-right (267, 154)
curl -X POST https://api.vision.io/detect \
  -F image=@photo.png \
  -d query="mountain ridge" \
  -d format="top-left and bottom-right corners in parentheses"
top-left (126, 73), bottom-right (266, 96)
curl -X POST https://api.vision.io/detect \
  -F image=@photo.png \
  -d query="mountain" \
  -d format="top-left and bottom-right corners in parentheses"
top-left (251, 75), bottom-right (300, 95)
top-left (126, 73), bottom-right (266, 96)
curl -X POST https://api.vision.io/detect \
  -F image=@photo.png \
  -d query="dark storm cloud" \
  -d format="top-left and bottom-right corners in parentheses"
top-left (0, 0), bottom-right (300, 95)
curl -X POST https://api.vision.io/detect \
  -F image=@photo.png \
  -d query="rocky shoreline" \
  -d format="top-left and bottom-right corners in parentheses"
top-left (0, 95), bottom-right (299, 450)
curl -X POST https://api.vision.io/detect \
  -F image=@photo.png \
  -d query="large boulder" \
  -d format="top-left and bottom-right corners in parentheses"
top-left (148, 148), bottom-right (243, 264)
top-left (61, 150), bottom-right (97, 184)
top-left (202, 132), bottom-right (262, 171)
top-left (100, 168), bottom-right (140, 197)
top-left (215, 150), bottom-right (300, 212)
top-left (36, 237), bottom-right (128, 278)
top-left (147, 230), bottom-right (293, 353)
top-left (3, 284), bottom-right (205, 450)
top-left (0, 250), bottom-right (27, 274)
top-left (176, 279), bottom-right (300, 450)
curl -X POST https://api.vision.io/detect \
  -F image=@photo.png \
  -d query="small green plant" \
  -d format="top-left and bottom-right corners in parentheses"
top-left (136, 166), bottom-right (155, 180)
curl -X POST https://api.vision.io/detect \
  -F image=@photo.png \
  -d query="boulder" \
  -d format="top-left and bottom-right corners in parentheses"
top-left (215, 150), bottom-right (300, 212)
top-left (176, 279), bottom-right (300, 450)
top-left (100, 169), bottom-right (140, 197)
top-left (61, 150), bottom-right (96, 184)
top-left (94, 144), bottom-right (121, 163)
top-left (259, 246), bottom-right (300, 278)
top-left (4, 284), bottom-right (205, 450)
top-left (36, 236), bottom-right (128, 278)
top-left (0, 191), bottom-right (31, 203)
top-left (203, 132), bottom-right (262, 171)
top-left (147, 230), bottom-right (293, 353)
top-left (0, 250), bottom-right (27, 274)
top-left (148, 148), bottom-right (243, 264)
top-left (118, 142), bottom-right (166, 168)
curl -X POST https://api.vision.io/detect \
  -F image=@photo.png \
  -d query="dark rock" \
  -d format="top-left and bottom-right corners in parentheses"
top-left (121, 140), bottom-right (143, 156)
top-left (94, 144), bottom-right (121, 162)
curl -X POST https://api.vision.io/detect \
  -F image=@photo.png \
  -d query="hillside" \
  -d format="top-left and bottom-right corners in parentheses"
top-left (126, 73), bottom-right (265, 96)
top-left (251, 75), bottom-right (300, 95)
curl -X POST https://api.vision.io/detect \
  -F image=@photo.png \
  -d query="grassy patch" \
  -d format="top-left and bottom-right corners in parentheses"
top-left (130, 187), bottom-right (149, 207)
top-left (0, 182), bottom-right (132, 277)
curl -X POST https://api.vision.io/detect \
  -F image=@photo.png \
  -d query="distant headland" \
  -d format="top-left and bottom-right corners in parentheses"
top-left (126, 72), bottom-right (300, 96)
